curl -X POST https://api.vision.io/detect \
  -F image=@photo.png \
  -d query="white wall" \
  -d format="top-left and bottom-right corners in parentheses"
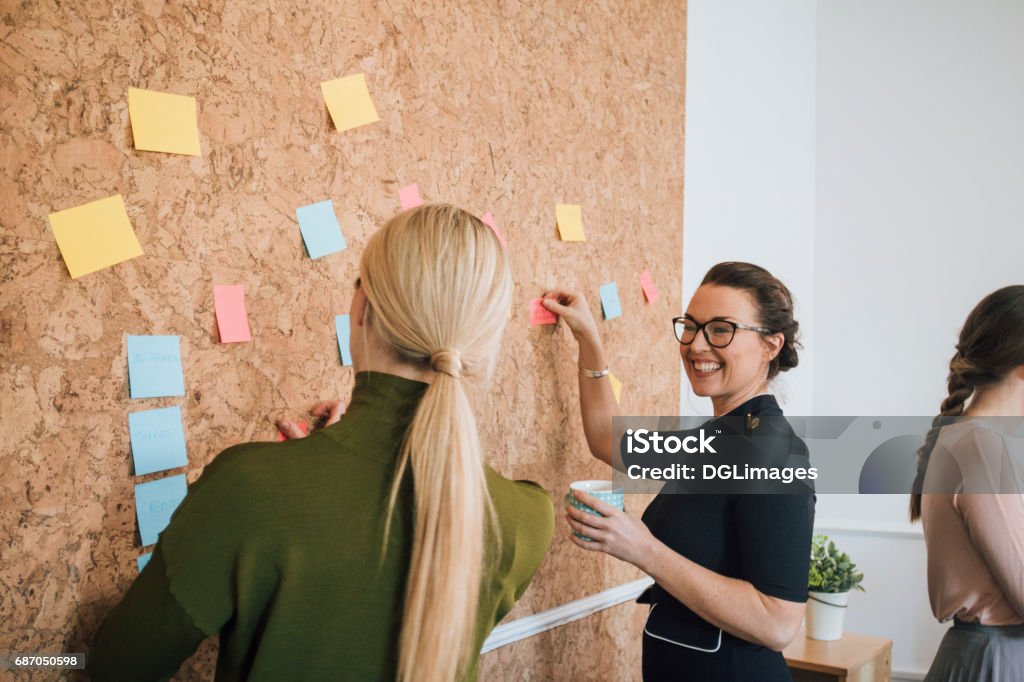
top-left (682, 0), bottom-right (817, 417)
top-left (814, 0), bottom-right (1024, 416)
top-left (685, 1), bottom-right (1024, 680)
top-left (814, 1), bottom-right (1024, 678)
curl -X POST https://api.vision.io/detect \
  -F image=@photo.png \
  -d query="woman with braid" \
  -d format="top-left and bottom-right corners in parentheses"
top-left (910, 286), bottom-right (1024, 681)
top-left (89, 205), bottom-right (555, 681)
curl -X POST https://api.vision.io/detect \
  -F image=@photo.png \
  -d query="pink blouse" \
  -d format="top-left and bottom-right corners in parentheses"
top-left (921, 418), bottom-right (1024, 626)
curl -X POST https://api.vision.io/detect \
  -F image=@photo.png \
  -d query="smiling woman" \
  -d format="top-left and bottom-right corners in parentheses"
top-left (679, 262), bottom-right (801, 416)
top-left (544, 261), bottom-right (814, 682)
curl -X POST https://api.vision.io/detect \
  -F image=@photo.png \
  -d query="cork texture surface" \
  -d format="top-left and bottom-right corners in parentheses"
top-left (0, 1), bottom-right (685, 679)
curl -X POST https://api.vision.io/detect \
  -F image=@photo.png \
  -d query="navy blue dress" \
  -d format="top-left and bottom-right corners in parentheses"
top-left (637, 395), bottom-right (815, 681)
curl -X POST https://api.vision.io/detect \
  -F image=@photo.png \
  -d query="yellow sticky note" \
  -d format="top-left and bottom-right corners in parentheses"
top-left (127, 87), bottom-right (201, 156)
top-left (48, 195), bottom-right (143, 278)
top-left (609, 373), bottom-right (622, 404)
top-left (321, 73), bottom-right (380, 132)
top-left (556, 204), bottom-right (585, 242)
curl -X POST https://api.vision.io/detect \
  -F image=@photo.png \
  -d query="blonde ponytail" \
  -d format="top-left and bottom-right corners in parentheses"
top-left (359, 205), bottom-right (511, 681)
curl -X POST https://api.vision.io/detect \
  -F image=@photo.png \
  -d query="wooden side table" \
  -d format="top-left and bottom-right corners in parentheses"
top-left (783, 626), bottom-right (893, 682)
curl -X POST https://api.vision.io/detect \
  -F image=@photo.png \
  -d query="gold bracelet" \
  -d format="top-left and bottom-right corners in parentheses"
top-left (579, 366), bottom-right (610, 379)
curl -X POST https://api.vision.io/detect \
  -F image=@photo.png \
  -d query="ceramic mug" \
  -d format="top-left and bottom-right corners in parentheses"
top-left (566, 480), bottom-right (625, 542)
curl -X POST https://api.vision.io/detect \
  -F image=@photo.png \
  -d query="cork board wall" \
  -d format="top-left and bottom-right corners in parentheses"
top-left (0, 1), bottom-right (685, 679)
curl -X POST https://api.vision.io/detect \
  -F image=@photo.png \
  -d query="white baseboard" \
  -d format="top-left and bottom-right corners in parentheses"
top-left (481, 577), bottom-right (655, 654)
top-left (814, 517), bottom-right (923, 539)
top-left (481, 577), bottom-right (931, 682)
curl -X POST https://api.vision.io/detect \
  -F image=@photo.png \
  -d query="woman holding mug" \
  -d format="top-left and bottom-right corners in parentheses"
top-left (545, 262), bottom-right (814, 681)
top-left (90, 205), bottom-right (555, 681)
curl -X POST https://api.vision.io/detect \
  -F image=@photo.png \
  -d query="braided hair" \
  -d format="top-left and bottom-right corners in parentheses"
top-left (909, 285), bottom-right (1024, 521)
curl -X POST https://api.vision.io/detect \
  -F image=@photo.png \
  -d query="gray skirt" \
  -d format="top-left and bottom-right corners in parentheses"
top-left (925, 619), bottom-right (1024, 682)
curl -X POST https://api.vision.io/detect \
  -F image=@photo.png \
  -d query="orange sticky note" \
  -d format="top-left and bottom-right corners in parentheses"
top-left (399, 183), bottom-right (423, 210)
top-left (640, 269), bottom-right (660, 303)
top-left (530, 298), bottom-right (557, 325)
top-left (127, 87), bottom-right (201, 156)
top-left (321, 73), bottom-right (380, 132)
top-left (277, 421), bottom-right (308, 442)
top-left (556, 204), bottom-right (585, 242)
top-left (213, 285), bottom-right (251, 343)
top-left (48, 194), bottom-right (144, 278)
top-left (609, 373), bottom-right (623, 404)
top-left (481, 212), bottom-right (507, 248)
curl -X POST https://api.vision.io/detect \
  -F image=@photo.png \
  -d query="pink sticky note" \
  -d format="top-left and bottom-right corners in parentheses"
top-left (399, 183), bottom-right (423, 210)
top-left (277, 421), bottom-right (308, 442)
top-left (214, 285), bottom-right (252, 343)
top-left (481, 212), bottom-right (507, 248)
top-left (530, 298), bottom-right (557, 325)
top-left (640, 269), bottom-right (660, 304)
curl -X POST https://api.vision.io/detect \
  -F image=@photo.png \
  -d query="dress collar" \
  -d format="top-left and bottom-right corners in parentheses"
top-left (722, 393), bottom-right (782, 418)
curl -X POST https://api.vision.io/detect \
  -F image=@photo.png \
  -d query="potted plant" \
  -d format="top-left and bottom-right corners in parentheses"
top-left (806, 534), bottom-right (865, 641)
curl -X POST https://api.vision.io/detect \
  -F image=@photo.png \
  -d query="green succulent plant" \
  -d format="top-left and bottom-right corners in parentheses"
top-left (808, 534), bottom-right (865, 594)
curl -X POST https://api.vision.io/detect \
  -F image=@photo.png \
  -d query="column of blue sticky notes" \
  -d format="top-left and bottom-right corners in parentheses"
top-left (126, 335), bottom-right (190, 569)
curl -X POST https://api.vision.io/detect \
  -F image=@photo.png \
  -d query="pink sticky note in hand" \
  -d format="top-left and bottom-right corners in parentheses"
top-left (399, 183), bottom-right (423, 210)
top-left (277, 421), bottom-right (308, 442)
top-left (481, 212), bottom-right (507, 248)
top-left (530, 298), bottom-right (558, 325)
top-left (214, 284), bottom-right (252, 343)
top-left (640, 269), bottom-right (660, 304)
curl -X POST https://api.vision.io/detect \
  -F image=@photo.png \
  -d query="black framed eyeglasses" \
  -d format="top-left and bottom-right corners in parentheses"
top-left (672, 316), bottom-right (774, 348)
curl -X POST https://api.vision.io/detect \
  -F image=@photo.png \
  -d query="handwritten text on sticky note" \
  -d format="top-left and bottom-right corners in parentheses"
top-left (129, 406), bottom-right (189, 476)
top-left (127, 335), bottom-right (185, 399)
top-left (134, 474), bottom-right (188, 547)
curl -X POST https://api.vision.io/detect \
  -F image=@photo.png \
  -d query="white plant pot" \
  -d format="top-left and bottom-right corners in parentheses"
top-left (806, 590), bottom-right (849, 641)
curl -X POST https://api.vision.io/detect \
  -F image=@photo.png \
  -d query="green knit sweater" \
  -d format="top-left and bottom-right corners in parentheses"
top-left (89, 371), bottom-right (554, 681)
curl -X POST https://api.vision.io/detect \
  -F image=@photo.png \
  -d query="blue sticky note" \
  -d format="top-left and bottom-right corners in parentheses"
top-left (137, 552), bottom-right (152, 572)
top-left (129, 406), bottom-right (188, 476)
top-left (335, 314), bottom-right (352, 366)
top-left (297, 200), bottom-right (346, 259)
top-left (600, 282), bottom-right (622, 320)
top-left (127, 335), bottom-right (185, 399)
top-left (134, 474), bottom-right (188, 547)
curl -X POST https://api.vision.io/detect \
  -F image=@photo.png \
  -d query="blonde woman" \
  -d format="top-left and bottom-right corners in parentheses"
top-left (89, 205), bottom-right (555, 681)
